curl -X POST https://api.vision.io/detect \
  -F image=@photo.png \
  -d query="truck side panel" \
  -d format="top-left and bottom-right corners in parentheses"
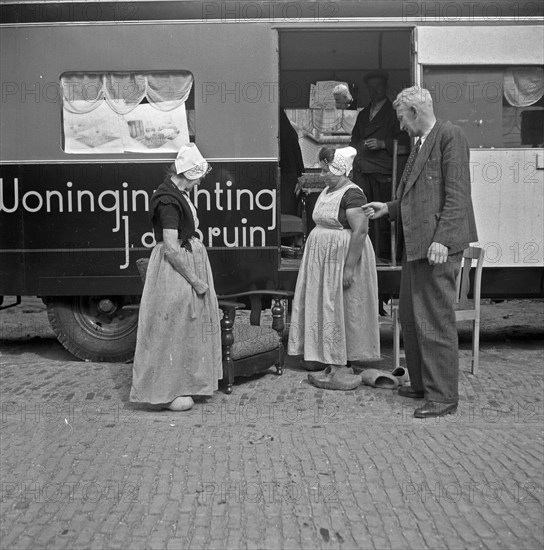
top-left (0, 22), bottom-right (278, 161)
top-left (0, 162), bottom-right (278, 295)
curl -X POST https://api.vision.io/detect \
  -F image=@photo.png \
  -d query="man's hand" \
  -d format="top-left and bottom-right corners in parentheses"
top-left (362, 202), bottom-right (388, 219)
top-left (427, 242), bottom-right (448, 265)
top-left (364, 138), bottom-right (385, 150)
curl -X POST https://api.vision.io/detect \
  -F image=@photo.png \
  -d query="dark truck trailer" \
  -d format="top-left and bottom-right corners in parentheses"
top-left (1, 1), bottom-right (543, 361)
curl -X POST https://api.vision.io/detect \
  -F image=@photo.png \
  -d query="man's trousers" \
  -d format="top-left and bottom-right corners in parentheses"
top-left (398, 252), bottom-right (462, 404)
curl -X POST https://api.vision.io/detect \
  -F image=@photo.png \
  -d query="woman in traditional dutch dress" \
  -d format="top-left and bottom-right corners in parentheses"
top-left (288, 146), bottom-right (380, 390)
top-left (130, 144), bottom-right (222, 411)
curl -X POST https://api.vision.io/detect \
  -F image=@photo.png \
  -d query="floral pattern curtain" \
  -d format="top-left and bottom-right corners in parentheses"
top-left (62, 72), bottom-right (193, 114)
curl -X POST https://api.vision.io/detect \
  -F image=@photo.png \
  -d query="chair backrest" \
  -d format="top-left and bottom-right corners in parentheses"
top-left (455, 246), bottom-right (484, 308)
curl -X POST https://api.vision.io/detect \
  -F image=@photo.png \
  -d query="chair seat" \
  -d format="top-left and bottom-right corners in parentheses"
top-left (454, 299), bottom-right (478, 321)
top-left (454, 299), bottom-right (474, 310)
top-left (281, 213), bottom-right (304, 235)
top-left (218, 292), bottom-right (293, 393)
top-left (455, 310), bottom-right (478, 321)
top-left (231, 321), bottom-right (278, 360)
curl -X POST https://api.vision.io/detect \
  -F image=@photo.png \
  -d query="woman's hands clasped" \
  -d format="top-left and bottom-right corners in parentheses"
top-left (343, 265), bottom-right (355, 288)
top-left (163, 229), bottom-right (209, 296)
top-left (191, 279), bottom-right (209, 296)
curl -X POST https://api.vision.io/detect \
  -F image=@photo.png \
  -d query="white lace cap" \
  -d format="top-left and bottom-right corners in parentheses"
top-left (328, 146), bottom-right (357, 176)
top-left (183, 162), bottom-right (211, 180)
top-left (175, 143), bottom-right (210, 179)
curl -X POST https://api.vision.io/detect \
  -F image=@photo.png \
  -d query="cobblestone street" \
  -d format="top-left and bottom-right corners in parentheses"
top-left (1, 298), bottom-right (543, 549)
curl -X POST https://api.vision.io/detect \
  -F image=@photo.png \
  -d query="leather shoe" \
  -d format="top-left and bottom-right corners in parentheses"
top-left (398, 386), bottom-right (424, 399)
top-left (414, 401), bottom-right (458, 418)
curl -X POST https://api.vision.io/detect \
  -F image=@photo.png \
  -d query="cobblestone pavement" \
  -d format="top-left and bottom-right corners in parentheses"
top-left (0, 298), bottom-right (543, 549)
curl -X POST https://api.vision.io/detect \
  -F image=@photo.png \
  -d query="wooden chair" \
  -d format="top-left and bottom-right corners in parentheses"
top-left (454, 246), bottom-right (485, 374)
top-left (135, 258), bottom-right (294, 393)
top-left (392, 246), bottom-right (485, 375)
top-left (218, 290), bottom-right (294, 394)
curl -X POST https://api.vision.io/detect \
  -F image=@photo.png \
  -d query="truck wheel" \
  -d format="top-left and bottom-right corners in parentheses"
top-left (46, 296), bottom-right (139, 362)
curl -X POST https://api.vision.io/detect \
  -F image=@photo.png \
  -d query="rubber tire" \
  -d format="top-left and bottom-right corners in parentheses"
top-left (46, 296), bottom-right (138, 362)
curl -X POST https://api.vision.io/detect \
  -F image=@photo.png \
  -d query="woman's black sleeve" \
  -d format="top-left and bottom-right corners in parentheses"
top-left (157, 202), bottom-right (182, 230)
top-left (341, 187), bottom-right (367, 209)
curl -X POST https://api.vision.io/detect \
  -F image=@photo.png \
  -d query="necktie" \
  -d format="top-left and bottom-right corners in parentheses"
top-left (399, 139), bottom-right (421, 191)
top-left (396, 139), bottom-right (421, 257)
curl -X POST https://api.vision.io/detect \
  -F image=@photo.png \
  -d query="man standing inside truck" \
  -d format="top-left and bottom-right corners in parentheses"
top-left (350, 70), bottom-right (408, 264)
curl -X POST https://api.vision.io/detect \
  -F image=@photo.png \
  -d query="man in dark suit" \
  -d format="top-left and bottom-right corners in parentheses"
top-left (350, 70), bottom-right (409, 262)
top-left (363, 86), bottom-right (478, 418)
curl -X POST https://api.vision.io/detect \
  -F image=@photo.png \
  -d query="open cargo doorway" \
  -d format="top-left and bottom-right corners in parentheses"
top-left (277, 28), bottom-right (413, 269)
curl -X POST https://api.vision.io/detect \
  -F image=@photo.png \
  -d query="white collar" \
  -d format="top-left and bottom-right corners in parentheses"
top-left (419, 122), bottom-right (436, 145)
top-left (370, 98), bottom-right (387, 112)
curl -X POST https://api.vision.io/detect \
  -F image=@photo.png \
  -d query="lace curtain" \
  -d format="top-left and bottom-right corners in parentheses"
top-left (503, 67), bottom-right (544, 107)
top-left (62, 71), bottom-right (194, 114)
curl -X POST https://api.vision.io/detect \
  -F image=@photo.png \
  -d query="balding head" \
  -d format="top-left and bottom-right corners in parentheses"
top-left (393, 86), bottom-right (434, 117)
top-left (393, 86), bottom-right (436, 138)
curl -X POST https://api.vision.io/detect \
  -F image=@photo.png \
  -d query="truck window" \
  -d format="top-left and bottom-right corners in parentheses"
top-left (60, 71), bottom-right (195, 154)
top-left (423, 66), bottom-right (544, 148)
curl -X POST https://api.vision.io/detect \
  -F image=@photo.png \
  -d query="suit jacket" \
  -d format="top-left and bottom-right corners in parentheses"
top-left (387, 120), bottom-right (478, 261)
top-left (350, 98), bottom-right (409, 175)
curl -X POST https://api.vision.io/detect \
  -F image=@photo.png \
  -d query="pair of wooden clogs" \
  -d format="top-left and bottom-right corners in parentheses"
top-left (306, 362), bottom-right (410, 391)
